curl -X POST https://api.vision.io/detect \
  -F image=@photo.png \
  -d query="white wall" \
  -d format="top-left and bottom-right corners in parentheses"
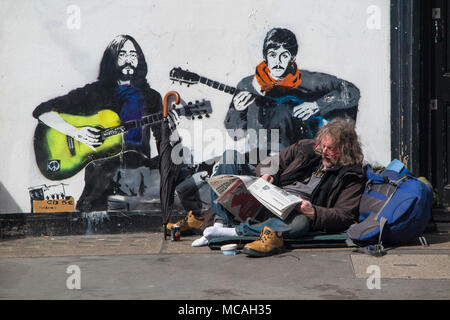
top-left (0, 0), bottom-right (391, 213)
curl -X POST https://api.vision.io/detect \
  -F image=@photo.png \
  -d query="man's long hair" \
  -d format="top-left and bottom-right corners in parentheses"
top-left (315, 118), bottom-right (364, 166)
top-left (98, 34), bottom-right (148, 87)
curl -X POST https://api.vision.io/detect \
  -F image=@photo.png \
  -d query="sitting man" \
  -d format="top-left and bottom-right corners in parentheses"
top-left (193, 118), bottom-right (366, 257)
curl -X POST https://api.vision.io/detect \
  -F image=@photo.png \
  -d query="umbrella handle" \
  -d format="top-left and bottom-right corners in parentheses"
top-left (163, 91), bottom-right (180, 118)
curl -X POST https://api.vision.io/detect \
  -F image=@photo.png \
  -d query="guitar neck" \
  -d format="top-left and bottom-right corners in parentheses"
top-left (196, 74), bottom-right (263, 103)
top-left (171, 68), bottom-right (289, 104)
top-left (101, 112), bottom-right (164, 139)
top-left (197, 76), bottom-right (237, 96)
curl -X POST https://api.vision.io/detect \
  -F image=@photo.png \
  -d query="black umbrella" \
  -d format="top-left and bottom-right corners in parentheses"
top-left (160, 91), bottom-right (181, 239)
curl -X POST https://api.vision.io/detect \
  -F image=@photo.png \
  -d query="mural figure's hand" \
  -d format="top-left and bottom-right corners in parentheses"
top-left (233, 91), bottom-right (255, 111)
top-left (72, 127), bottom-right (102, 150)
top-left (293, 102), bottom-right (320, 121)
top-left (167, 109), bottom-right (180, 131)
top-left (167, 109), bottom-right (182, 146)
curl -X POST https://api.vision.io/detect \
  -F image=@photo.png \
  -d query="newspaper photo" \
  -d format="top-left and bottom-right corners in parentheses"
top-left (208, 175), bottom-right (303, 221)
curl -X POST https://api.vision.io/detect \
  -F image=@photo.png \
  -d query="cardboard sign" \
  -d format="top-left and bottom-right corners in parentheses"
top-left (32, 197), bottom-right (75, 213)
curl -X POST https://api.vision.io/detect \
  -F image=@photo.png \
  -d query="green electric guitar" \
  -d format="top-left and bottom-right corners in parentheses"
top-left (34, 100), bottom-right (212, 181)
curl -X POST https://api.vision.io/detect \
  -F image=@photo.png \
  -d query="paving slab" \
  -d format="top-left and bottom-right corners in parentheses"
top-left (351, 254), bottom-right (450, 280)
top-left (0, 233), bottom-right (163, 258)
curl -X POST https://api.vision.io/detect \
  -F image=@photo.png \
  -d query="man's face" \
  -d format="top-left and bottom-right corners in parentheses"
top-left (117, 40), bottom-right (138, 80)
top-left (266, 45), bottom-right (293, 80)
top-left (319, 134), bottom-right (340, 168)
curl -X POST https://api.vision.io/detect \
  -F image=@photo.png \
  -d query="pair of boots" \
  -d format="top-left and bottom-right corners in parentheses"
top-left (168, 211), bottom-right (284, 257)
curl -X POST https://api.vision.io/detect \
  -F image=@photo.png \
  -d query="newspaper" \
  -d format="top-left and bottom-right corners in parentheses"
top-left (208, 175), bottom-right (303, 221)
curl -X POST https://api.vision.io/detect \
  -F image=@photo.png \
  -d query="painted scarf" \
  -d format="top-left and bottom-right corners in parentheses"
top-left (255, 61), bottom-right (302, 92)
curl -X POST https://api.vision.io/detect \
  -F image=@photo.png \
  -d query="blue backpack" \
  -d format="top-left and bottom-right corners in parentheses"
top-left (346, 161), bottom-right (433, 255)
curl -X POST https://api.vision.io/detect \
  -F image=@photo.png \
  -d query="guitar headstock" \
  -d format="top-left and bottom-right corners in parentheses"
top-left (170, 67), bottom-right (200, 86)
top-left (174, 99), bottom-right (212, 120)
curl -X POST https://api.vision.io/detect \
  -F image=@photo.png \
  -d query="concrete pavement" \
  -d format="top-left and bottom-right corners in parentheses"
top-left (0, 230), bottom-right (449, 300)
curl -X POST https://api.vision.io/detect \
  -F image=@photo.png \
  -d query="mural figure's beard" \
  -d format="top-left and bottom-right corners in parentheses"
top-left (118, 63), bottom-right (137, 81)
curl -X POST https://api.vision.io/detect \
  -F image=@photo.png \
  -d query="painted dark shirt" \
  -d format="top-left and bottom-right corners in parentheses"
top-left (114, 84), bottom-right (144, 145)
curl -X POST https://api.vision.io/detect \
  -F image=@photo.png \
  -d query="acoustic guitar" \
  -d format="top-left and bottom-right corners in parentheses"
top-left (169, 67), bottom-right (330, 137)
top-left (169, 67), bottom-right (307, 106)
top-left (34, 100), bottom-right (212, 180)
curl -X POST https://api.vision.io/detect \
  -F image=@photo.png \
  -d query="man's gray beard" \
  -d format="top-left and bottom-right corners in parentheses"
top-left (322, 156), bottom-right (334, 168)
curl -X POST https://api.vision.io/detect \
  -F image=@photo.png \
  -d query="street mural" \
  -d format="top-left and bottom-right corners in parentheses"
top-left (31, 28), bottom-right (360, 214)
top-left (171, 27), bottom-right (360, 162)
top-left (32, 34), bottom-right (210, 213)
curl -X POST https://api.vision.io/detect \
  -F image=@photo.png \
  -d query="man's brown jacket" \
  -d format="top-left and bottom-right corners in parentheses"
top-left (256, 139), bottom-right (365, 232)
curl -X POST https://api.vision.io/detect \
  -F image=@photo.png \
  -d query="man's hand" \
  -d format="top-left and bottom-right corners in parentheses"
top-left (233, 91), bottom-right (255, 111)
top-left (260, 174), bottom-right (274, 184)
top-left (297, 199), bottom-right (315, 220)
top-left (293, 102), bottom-right (320, 121)
top-left (71, 127), bottom-right (102, 150)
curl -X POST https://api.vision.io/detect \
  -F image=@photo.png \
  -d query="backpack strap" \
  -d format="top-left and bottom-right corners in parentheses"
top-left (348, 193), bottom-right (392, 256)
top-left (347, 241), bottom-right (387, 256)
top-left (359, 244), bottom-right (387, 256)
top-left (375, 216), bottom-right (388, 251)
top-left (392, 175), bottom-right (410, 186)
top-left (374, 184), bottom-right (399, 220)
top-left (352, 216), bottom-right (388, 256)
top-left (419, 236), bottom-right (429, 247)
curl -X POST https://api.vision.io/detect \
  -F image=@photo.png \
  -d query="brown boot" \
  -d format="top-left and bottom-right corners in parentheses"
top-left (166, 211), bottom-right (203, 235)
top-left (242, 226), bottom-right (284, 257)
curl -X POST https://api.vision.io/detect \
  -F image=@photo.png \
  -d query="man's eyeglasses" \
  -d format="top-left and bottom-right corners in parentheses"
top-left (314, 140), bottom-right (339, 158)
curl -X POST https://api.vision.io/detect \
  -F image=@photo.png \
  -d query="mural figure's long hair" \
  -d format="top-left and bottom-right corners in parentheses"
top-left (98, 34), bottom-right (148, 87)
top-left (315, 118), bottom-right (364, 167)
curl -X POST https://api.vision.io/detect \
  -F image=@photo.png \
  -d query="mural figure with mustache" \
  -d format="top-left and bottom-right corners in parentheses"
top-left (33, 35), bottom-right (180, 212)
top-left (224, 27), bottom-right (361, 163)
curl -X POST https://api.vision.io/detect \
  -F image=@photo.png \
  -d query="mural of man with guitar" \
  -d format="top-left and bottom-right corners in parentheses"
top-left (33, 34), bottom-right (202, 212)
top-left (224, 27), bottom-right (361, 161)
top-left (170, 28), bottom-right (360, 165)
